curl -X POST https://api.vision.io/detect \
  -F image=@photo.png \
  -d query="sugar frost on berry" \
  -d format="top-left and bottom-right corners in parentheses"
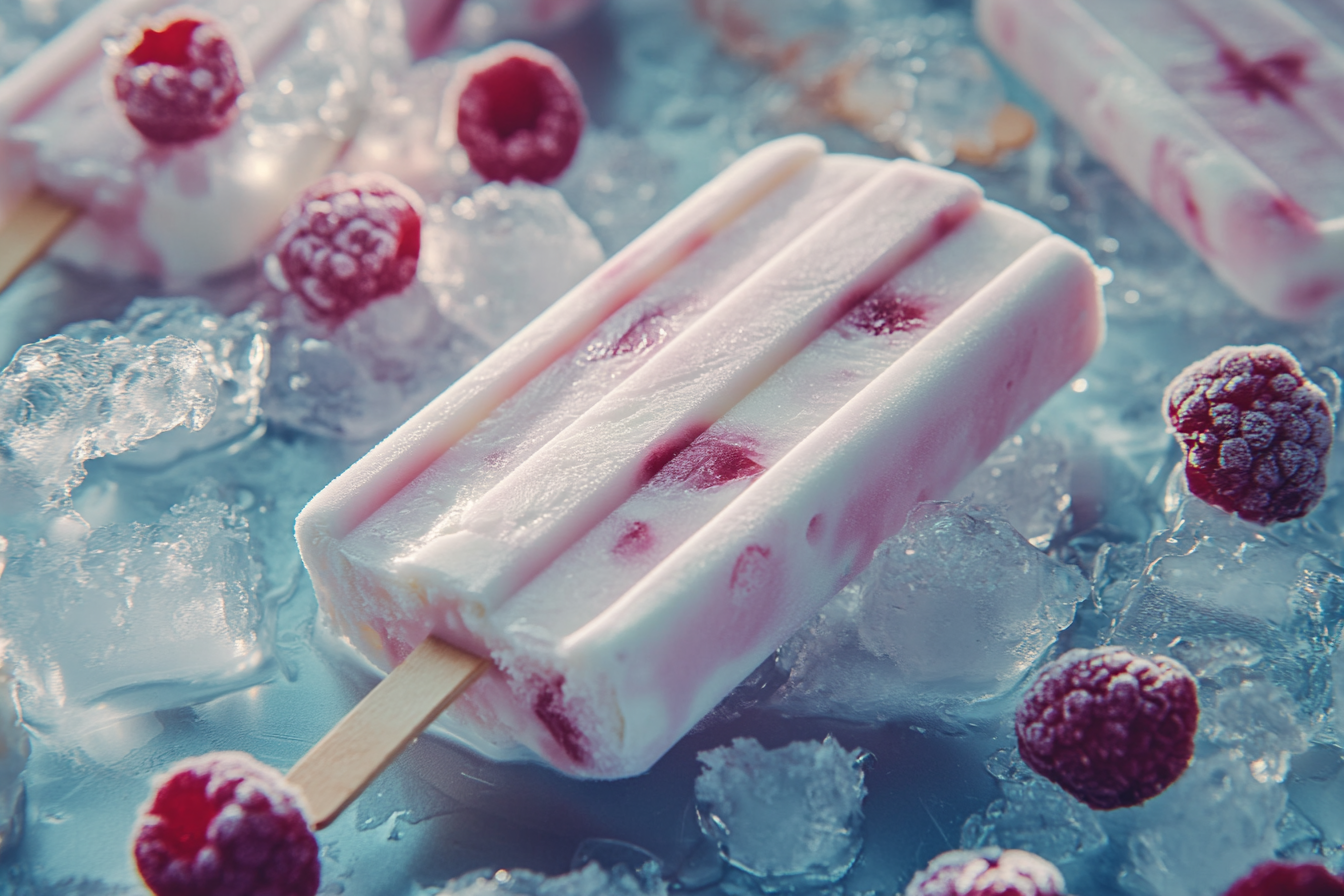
top-left (110, 14), bottom-right (250, 145)
top-left (1164, 344), bottom-right (1333, 525)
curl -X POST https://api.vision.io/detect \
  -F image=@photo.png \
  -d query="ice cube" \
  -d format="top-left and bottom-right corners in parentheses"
top-left (960, 749), bottom-right (1108, 867)
top-left (952, 426), bottom-right (1074, 549)
top-left (432, 862), bottom-right (666, 896)
top-left (772, 500), bottom-right (1088, 724)
top-left (1112, 490), bottom-right (1344, 734)
top-left (0, 334), bottom-right (215, 512)
top-left (0, 495), bottom-right (273, 737)
top-left (264, 282), bottom-right (483, 441)
top-left (63, 298), bottom-right (269, 465)
top-left (419, 181), bottom-right (606, 347)
top-left (1120, 752), bottom-right (1287, 896)
top-left (0, 664), bottom-right (30, 857)
top-left (695, 736), bottom-right (867, 888)
top-left (554, 129), bottom-right (678, 254)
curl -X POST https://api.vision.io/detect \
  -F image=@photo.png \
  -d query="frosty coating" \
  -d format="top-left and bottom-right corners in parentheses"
top-left (297, 135), bottom-right (1105, 778)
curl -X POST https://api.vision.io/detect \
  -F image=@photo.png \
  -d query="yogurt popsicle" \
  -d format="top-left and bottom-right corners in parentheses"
top-left (296, 135), bottom-right (1105, 779)
top-left (976, 0), bottom-right (1344, 321)
top-left (0, 0), bottom-right (403, 283)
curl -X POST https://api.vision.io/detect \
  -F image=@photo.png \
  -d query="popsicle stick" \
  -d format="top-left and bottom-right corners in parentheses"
top-left (286, 636), bottom-right (487, 829)
top-left (0, 189), bottom-right (79, 294)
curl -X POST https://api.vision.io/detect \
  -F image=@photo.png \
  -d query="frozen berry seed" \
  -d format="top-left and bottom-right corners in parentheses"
top-left (1224, 861), bottom-right (1344, 896)
top-left (449, 41), bottom-right (585, 184)
top-left (1016, 646), bottom-right (1198, 810)
top-left (132, 751), bottom-right (319, 896)
top-left (905, 848), bottom-right (1067, 896)
top-left (1164, 344), bottom-right (1333, 524)
top-left (274, 172), bottom-right (424, 322)
top-left (110, 12), bottom-right (249, 144)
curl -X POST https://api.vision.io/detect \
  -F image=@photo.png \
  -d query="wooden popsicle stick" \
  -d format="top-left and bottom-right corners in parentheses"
top-left (0, 189), bottom-right (79, 295)
top-left (286, 636), bottom-right (488, 829)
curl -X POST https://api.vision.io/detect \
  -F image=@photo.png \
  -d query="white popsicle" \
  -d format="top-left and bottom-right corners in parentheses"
top-left (297, 135), bottom-right (1106, 778)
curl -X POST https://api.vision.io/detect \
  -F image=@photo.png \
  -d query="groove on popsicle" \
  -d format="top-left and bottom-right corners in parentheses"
top-left (285, 636), bottom-right (487, 829)
top-left (298, 136), bottom-right (827, 544)
top-left (402, 161), bottom-right (982, 613)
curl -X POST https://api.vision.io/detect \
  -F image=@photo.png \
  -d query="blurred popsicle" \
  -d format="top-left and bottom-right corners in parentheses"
top-left (977, 0), bottom-right (1344, 320)
top-left (0, 0), bottom-right (402, 290)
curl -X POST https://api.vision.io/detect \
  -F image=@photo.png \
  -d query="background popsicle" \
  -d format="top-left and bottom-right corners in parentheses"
top-left (975, 0), bottom-right (1344, 319)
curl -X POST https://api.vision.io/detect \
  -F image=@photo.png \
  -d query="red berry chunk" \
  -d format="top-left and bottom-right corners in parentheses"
top-left (452, 41), bottom-right (585, 184)
top-left (1164, 344), bottom-right (1333, 525)
top-left (1016, 647), bottom-right (1198, 810)
top-left (133, 752), bottom-right (319, 896)
top-left (275, 172), bottom-right (424, 322)
top-left (111, 13), bottom-right (249, 145)
top-left (905, 848), bottom-right (1066, 896)
top-left (1224, 862), bottom-right (1344, 896)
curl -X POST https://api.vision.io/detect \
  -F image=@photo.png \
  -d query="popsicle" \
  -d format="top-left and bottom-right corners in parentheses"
top-left (0, 0), bottom-right (403, 287)
top-left (295, 134), bottom-right (1105, 786)
top-left (975, 0), bottom-right (1344, 320)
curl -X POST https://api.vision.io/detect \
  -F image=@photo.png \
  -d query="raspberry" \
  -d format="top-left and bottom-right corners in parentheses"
top-left (449, 41), bottom-right (586, 184)
top-left (904, 848), bottom-right (1067, 896)
top-left (110, 12), bottom-right (249, 145)
top-left (1164, 344), bottom-right (1333, 525)
top-left (1224, 862), bottom-right (1344, 896)
top-left (1015, 647), bottom-right (1198, 810)
top-left (132, 752), bottom-right (319, 896)
top-left (274, 172), bottom-right (424, 322)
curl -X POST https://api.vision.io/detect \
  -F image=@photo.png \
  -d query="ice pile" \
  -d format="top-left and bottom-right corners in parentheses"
top-left (0, 334), bottom-right (276, 738)
top-left (695, 736), bottom-right (868, 890)
top-left (960, 485), bottom-right (1337, 894)
top-left (419, 182), bottom-right (605, 345)
top-left (63, 298), bottom-right (270, 465)
top-left (431, 863), bottom-right (666, 896)
top-left (772, 500), bottom-right (1088, 724)
top-left (1112, 487), bottom-right (1344, 740)
top-left (263, 280), bottom-right (482, 441)
top-left (0, 494), bottom-right (273, 737)
top-left (0, 334), bottom-right (215, 513)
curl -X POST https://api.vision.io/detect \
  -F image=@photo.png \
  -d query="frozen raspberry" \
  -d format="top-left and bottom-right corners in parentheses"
top-left (1164, 344), bottom-right (1333, 524)
top-left (133, 752), bottom-right (319, 896)
top-left (449, 41), bottom-right (586, 184)
top-left (110, 12), bottom-right (250, 145)
top-left (905, 848), bottom-right (1066, 896)
top-left (1016, 647), bottom-right (1198, 810)
top-left (274, 172), bottom-right (424, 322)
top-left (1224, 862), bottom-right (1344, 896)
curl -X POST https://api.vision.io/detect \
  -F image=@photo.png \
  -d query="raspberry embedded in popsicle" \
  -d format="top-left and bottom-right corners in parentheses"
top-left (904, 848), bottom-right (1067, 896)
top-left (110, 12), bottom-right (250, 145)
top-left (1016, 647), bottom-right (1198, 810)
top-left (132, 751), bottom-right (319, 896)
top-left (1164, 344), bottom-right (1333, 525)
top-left (274, 173), bottom-right (425, 322)
top-left (1223, 862), bottom-right (1344, 896)
top-left (450, 41), bottom-right (586, 184)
